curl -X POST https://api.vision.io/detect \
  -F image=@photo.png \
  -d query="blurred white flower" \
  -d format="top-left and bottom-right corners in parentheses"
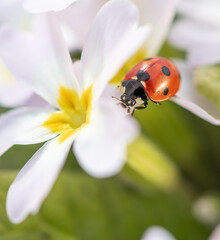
top-left (0, 0), bottom-right (31, 29)
top-left (141, 226), bottom-right (176, 240)
top-left (170, 0), bottom-right (220, 67)
top-left (168, 0), bottom-right (220, 125)
top-left (23, 0), bottom-right (79, 13)
top-left (132, 0), bottom-right (178, 56)
top-left (193, 194), bottom-right (220, 225)
top-left (0, 0), bottom-right (80, 107)
top-left (141, 224), bottom-right (220, 240)
top-left (0, 0), bottom-right (150, 223)
top-left (0, 0), bottom-right (33, 107)
top-left (56, 0), bottom-right (178, 54)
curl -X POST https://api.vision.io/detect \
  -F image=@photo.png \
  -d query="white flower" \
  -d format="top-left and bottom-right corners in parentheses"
top-left (168, 0), bottom-right (220, 125)
top-left (0, 0), bottom-right (80, 107)
top-left (169, 0), bottom-right (220, 67)
top-left (0, 0), bottom-right (46, 107)
top-left (55, 0), bottom-right (178, 54)
top-left (0, 0), bottom-right (33, 107)
top-left (0, 0), bottom-right (150, 223)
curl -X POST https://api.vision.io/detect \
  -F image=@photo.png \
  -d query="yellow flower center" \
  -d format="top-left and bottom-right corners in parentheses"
top-left (110, 47), bottom-right (147, 85)
top-left (42, 85), bottom-right (93, 143)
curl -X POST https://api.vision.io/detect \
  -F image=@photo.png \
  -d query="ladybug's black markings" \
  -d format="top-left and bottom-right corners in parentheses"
top-left (161, 66), bottom-right (170, 76)
top-left (143, 57), bottom-right (153, 61)
top-left (137, 70), bottom-right (150, 81)
top-left (163, 87), bottom-right (169, 96)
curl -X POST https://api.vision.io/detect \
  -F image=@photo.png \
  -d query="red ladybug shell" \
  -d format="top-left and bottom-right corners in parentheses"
top-left (123, 57), bottom-right (180, 102)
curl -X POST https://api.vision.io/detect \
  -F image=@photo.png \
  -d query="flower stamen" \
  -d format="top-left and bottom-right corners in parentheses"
top-left (42, 85), bottom-right (93, 143)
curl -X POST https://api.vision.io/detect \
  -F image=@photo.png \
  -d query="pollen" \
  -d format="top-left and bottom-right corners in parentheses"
top-left (42, 85), bottom-right (93, 143)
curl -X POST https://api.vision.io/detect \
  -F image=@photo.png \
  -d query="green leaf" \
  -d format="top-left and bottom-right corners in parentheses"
top-left (195, 64), bottom-right (220, 109)
top-left (159, 41), bottom-right (186, 59)
top-left (0, 171), bottom-right (210, 240)
top-left (0, 144), bottom-right (43, 170)
top-left (133, 100), bottom-right (220, 190)
top-left (134, 101), bottom-right (200, 163)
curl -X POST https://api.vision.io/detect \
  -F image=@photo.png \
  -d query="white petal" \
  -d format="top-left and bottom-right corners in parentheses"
top-left (0, 13), bottom-right (79, 107)
top-left (80, 0), bottom-right (151, 98)
top-left (0, 0), bottom-right (31, 30)
top-left (7, 137), bottom-right (73, 224)
top-left (177, 0), bottom-right (220, 27)
top-left (0, 59), bottom-right (34, 107)
top-left (141, 226), bottom-right (176, 240)
top-left (188, 43), bottom-right (220, 67)
top-left (171, 60), bottom-right (220, 125)
top-left (133, 0), bottom-right (178, 56)
top-left (169, 19), bottom-right (220, 51)
top-left (72, 60), bottom-right (81, 80)
top-left (23, 0), bottom-right (78, 13)
top-left (0, 107), bottom-right (58, 145)
top-left (24, 94), bottom-right (49, 108)
top-left (58, 0), bottom-right (105, 51)
top-left (74, 95), bottom-right (139, 178)
top-left (172, 96), bottom-right (220, 125)
top-left (0, 82), bottom-right (33, 107)
top-left (0, 60), bottom-right (46, 107)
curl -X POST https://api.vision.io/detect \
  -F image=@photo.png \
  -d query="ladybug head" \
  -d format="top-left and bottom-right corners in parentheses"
top-left (119, 79), bottom-right (149, 114)
top-left (120, 93), bottom-right (136, 107)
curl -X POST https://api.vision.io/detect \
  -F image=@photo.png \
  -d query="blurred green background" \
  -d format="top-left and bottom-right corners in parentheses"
top-left (0, 42), bottom-right (220, 240)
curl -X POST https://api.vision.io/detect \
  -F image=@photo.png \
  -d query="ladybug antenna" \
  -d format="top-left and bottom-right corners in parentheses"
top-left (112, 96), bottom-right (127, 108)
top-left (112, 96), bottom-right (121, 101)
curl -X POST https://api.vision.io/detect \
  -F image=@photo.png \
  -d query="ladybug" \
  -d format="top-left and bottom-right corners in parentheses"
top-left (120, 57), bottom-right (180, 114)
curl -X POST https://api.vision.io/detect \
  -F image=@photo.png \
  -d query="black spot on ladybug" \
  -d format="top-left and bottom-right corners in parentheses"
top-left (137, 70), bottom-right (150, 82)
top-left (162, 66), bottom-right (170, 76)
top-left (163, 88), bottom-right (169, 96)
top-left (144, 57), bottom-right (153, 61)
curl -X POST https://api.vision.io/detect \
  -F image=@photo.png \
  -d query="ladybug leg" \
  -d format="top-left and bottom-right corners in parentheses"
top-left (131, 109), bottom-right (135, 116)
top-left (135, 106), bottom-right (147, 110)
top-left (127, 106), bottom-right (132, 114)
top-left (131, 104), bottom-right (147, 115)
top-left (151, 100), bottom-right (161, 106)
